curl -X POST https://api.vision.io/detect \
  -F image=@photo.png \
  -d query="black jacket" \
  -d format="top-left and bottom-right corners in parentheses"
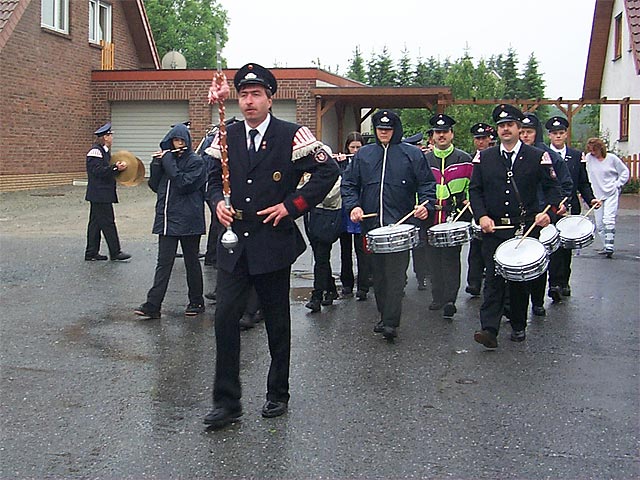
top-left (149, 124), bottom-right (207, 236)
top-left (207, 115), bottom-right (339, 275)
top-left (85, 143), bottom-right (119, 203)
top-left (562, 146), bottom-right (596, 214)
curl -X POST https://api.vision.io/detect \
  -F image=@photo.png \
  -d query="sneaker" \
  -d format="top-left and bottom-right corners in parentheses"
top-left (134, 304), bottom-right (161, 319)
top-left (305, 297), bottom-right (321, 313)
top-left (185, 303), bottom-right (205, 316)
top-left (111, 252), bottom-right (131, 262)
top-left (321, 291), bottom-right (338, 306)
top-left (605, 250), bottom-right (614, 259)
top-left (85, 254), bottom-right (108, 261)
top-left (443, 302), bottom-right (457, 318)
top-left (373, 320), bottom-right (384, 333)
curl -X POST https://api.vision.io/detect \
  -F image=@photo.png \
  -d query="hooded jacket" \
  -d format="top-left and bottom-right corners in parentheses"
top-left (148, 123), bottom-right (207, 236)
top-left (341, 112), bottom-right (436, 233)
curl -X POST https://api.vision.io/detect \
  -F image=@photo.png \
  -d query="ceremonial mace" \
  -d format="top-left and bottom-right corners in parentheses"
top-left (209, 35), bottom-right (238, 253)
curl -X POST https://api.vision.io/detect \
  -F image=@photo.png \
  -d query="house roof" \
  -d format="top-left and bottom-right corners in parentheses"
top-left (0, 0), bottom-right (26, 52)
top-left (583, 0), bottom-right (640, 98)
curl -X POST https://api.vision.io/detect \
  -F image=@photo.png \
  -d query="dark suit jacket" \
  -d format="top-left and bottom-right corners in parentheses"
top-left (563, 146), bottom-right (596, 214)
top-left (85, 144), bottom-right (118, 203)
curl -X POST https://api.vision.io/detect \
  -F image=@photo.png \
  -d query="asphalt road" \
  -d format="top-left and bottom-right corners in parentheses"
top-left (1, 186), bottom-right (638, 479)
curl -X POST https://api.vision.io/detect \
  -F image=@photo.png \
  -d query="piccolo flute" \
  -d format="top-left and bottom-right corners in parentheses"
top-left (151, 147), bottom-right (187, 158)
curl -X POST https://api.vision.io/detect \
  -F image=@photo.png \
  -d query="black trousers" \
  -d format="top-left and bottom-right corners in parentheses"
top-left (371, 250), bottom-right (410, 328)
top-left (205, 204), bottom-right (222, 265)
top-left (548, 247), bottom-right (572, 288)
top-left (310, 238), bottom-right (337, 298)
top-left (339, 232), bottom-right (372, 292)
top-left (425, 243), bottom-right (462, 305)
top-left (466, 238), bottom-right (485, 289)
top-left (411, 225), bottom-right (430, 280)
top-left (529, 270), bottom-right (547, 308)
top-left (144, 235), bottom-right (203, 310)
top-left (479, 235), bottom-right (529, 333)
top-left (85, 202), bottom-right (121, 257)
top-left (213, 254), bottom-right (291, 410)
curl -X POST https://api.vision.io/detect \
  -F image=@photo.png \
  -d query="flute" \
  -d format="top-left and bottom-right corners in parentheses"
top-left (151, 147), bottom-right (187, 158)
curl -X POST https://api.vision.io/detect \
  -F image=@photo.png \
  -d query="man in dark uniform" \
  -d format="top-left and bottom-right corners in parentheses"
top-left (203, 63), bottom-right (339, 429)
top-left (342, 110), bottom-right (436, 339)
top-left (423, 114), bottom-right (473, 319)
top-left (470, 104), bottom-right (561, 348)
top-left (545, 116), bottom-right (599, 298)
top-left (465, 122), bottom-right (493, 296)
top-left (84, 122), bottom-right (131, 262)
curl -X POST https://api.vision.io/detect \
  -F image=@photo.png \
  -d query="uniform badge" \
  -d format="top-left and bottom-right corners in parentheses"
top-left (273, 171), bottom-right (282, 182)
top-left (314, 148), bottom-right (328, 163)
top-left (549, 167), bottom-right (557, 179)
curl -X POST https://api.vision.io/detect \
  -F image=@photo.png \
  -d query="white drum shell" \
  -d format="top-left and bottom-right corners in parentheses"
top-left (539, 224), bottom-right (561, 254)
top-left (366, 224), bottom-right (420, 254)
top-left (470, 220), bottom-right (482, 240)
top-left (427, 221), bottom-right (471, 247)
top-left (494, 237), bottom-right (549, 282)
top-left (556, 215), bottom-right (596, 249)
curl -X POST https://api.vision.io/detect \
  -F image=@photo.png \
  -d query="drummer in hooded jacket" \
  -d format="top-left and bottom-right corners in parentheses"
top-left (342, 110), bottom-right (437, 340)
top-left (469, 104), bottom-right (562, 349)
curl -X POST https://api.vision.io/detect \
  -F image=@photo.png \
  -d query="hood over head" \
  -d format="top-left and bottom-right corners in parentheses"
top-left (160, 123), bottom-right (193, 151)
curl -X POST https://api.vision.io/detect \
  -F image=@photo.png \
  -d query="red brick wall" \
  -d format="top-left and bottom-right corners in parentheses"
top-left (0, 0), bottom-right (143, 179)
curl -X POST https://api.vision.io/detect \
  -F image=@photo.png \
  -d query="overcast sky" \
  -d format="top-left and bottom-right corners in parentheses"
top-left (219, 0), bottom-right (597, 99)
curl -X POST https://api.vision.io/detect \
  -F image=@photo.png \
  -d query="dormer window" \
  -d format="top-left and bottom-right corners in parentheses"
top-left (89, 0), bottom-right (112, 44)
top-left (41, 0), bottom-right (69, 34)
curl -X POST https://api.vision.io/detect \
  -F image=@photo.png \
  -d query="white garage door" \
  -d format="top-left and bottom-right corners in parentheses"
top-left (111, 101), bottom-right (190, 172)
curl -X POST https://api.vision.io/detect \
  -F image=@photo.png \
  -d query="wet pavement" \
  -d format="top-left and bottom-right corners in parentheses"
top-left (1, 186), bottom-right (639, 479)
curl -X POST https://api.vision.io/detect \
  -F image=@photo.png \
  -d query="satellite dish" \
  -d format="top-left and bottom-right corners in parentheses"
top-left (161, 51), bottom-right (187, 69)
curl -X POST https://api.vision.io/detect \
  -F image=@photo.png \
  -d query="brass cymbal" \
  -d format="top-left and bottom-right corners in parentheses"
top-left (122, 158), bottom-right (146, 187)
top-left (111, 150), bottom-right (138, 185)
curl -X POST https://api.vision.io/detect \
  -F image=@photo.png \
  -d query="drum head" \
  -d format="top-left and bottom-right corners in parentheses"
top-left (556, 215), bottom-right (595, 240)
top-left (429, 221), bottom-right (470, 232)
top-left (539, 224), bottom-right (558, 243)
top-left (370, 224), bottom-right (415, 235)
top-left (495, 237), bottom-right (546, 266)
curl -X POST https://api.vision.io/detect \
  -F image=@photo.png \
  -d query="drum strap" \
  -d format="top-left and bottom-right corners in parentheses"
top-left (506, 167), bottom-right (527, 227)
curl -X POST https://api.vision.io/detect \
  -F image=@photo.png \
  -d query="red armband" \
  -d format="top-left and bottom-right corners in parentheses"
top-left (292, 195), bottom-right (308, 213)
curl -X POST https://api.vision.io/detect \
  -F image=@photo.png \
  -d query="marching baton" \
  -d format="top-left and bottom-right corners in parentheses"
top-left (394, 200), bottom-right (430, 226)
top-left (516, 204), bottom-right (551, 249)
top-left (451, 202), bottom-right (471, 223)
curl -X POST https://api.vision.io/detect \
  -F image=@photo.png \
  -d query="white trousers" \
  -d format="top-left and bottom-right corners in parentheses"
top-left (593, 193), bottom-right (619, 251)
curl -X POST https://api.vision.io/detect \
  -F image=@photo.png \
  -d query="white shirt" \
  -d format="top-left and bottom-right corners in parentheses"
top-left (245, 114), bottom-right (271, 151)
top-left (500, 140), bottom-right (522, 167)
top-left (550, 145), bottom-right (566, 159)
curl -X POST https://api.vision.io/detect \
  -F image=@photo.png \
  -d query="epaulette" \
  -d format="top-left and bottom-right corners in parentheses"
top-left (472, 150), bottom-right (481, 164)
top-left (205, 133), bottom-right (222, 159)
top-left (540, 151), bottom-right (553, 165)
top-left (87, 148), bottom-right (103, 158)
top-left (292, 126), bottom-right (323, 161)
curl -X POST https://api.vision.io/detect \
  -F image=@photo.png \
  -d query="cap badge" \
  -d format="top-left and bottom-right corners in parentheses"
top-left (499, 111), bottom-right (508, 118)
top-left (380, 116), bottom-right (390, 124)
top-left (522, 118), bottom-right (531, 124)
top-left (478, 127), bottom-right (484, 132)
top-left (553, 120), bottom-right (560, 126)
top-left (437, 119), bottom-right (445, 125)
top-left (244, 72), bottom-right (257, 80)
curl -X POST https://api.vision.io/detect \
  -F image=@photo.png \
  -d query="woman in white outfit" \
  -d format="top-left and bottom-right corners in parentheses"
top-left (585, 137), bottom-right (630, 258)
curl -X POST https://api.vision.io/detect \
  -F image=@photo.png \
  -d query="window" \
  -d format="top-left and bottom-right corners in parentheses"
top-left (619, 102), bottom-right (629, 142)
top-left (41, 0), bottom-right (69, 34)
top-left (613, 13), bottom-right (622, 60)
top-left (89, 0), bottom-right (112, 44)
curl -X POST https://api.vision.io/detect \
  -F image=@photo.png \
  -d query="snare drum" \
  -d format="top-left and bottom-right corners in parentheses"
top-left (366, 224), bottom-right (420, 254)
top-left (494, 237), bottom-right (549, 282)
top-left (556, 215), bottom-right (596, 249)
top-left (470, 220), bottom-right (482, 240)
top-left (538, 224), bottom-right (561, 254)
top-left (427, 221), bottom-right (471, 247)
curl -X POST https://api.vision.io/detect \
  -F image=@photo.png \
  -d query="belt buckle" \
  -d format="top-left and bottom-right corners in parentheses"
top-left (500, 217), bottom-right (511, 225)
top-left (234, 209), bottom-right (243, 220)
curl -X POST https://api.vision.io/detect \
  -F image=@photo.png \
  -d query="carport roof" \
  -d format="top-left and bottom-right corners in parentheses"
top-left (311, 86), bottom-right (453, 110)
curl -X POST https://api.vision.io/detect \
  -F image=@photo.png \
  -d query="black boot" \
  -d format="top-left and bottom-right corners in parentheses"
top-left (305, 292), bottom-right (322, 313)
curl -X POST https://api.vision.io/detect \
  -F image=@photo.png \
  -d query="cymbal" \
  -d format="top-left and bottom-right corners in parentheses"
top-left (111, 150), bottom-right (139, 186)
top-left (124, 158), bottom-right (146, 187)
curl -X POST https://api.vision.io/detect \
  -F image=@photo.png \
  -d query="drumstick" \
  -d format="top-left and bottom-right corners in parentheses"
top-left (515, 205), bottom-right (551, 249)
top-left (581, 199), bottom-right (602, 219)
top-left (451, 202), bottom-right (471, 223)
top-left (394, 200), bottom-right (430, 226)
top-left (360, 212), bottom-right (378, 219)
top-left (493, 225), bottom-right (515, 230)
top-left (559, 196), bottom-right (568, 208)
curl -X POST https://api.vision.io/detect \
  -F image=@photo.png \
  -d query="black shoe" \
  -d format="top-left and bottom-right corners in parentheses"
top-left (548, 286), bottom-right (562, 303)
top-left (561, 285), bottom-right (571, 296)
top-left (465, 285), bottom-right (481, 296)
top-left (443, 302), bottom-right (457, 319)
top-left (532, 305), bottom-right (546, 316)
top-left (341, 287), bottom-right (353, 297)
top-left (373, 320), bottom-right (384, 333)
top-left (134, 304), bottom-right (161, 320)
top-left (204, 406), bottom-right (242, 428)
top-left (382, 326), bottom-right (397, 339)
top-left (605, 250), bottom-right (614, 258)
top-left (185, 303), bottom-right (205, 316)
top-left (305, 297), bottom-right (321, 313)
top-left (111, 252), bottom-right (131, 262)
top-left (239, 312), bottom-right (261, 330)
top-left (474, 329), bottom-right (498, 349)
top-left (204, 292), bottom-right (217, 303)
top-left (204, 260), bottom-right (216, 267)
top-left (355, 290), bottom-right (368, 301)
top-left (261, 400), bottom-right (288, 418)
top-left (85, 254), bottom-right (108, 261)
top-left (175, 252), bottom-right (184, 258)
top-left (321, 290), bottom-right (338, 306)
top-left (417, 277), bottom-right (428, 291)
top-left (510, 330), bottom-right (526, 342)
top-left (428, 302), bottom-right (443, 311)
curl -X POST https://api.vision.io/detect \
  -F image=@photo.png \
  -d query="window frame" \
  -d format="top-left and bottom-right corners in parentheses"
top-left (41, 0), bottom-right (69, 34)
top-left (619, 102), bottom-right (629, 142)
top-left (613, 13), bottom-right (623, 61)
top-left (88, 0), bottom-right (112, 44)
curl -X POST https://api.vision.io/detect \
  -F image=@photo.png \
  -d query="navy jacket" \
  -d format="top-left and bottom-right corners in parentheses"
top-left (535, 142), bottom-right (573, 209)
top-left (207, 115), bottom-right (339, 275)
top-left (85, 143), bottom-right (119, 203)
top-left (148, 124), bottom-right (207, 236)
top-left (341, 123), bottom-right (436, 234)
top-left (559, 146), bottom-right (596, 214)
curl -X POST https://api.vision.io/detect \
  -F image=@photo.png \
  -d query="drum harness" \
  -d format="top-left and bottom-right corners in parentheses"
top-left (504, 160), bottom-right (527, 237)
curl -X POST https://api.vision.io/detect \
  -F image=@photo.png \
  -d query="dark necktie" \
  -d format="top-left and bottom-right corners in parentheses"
top-left (248, 129), bottom-right (259, 165)
top-left (503, 151), bottom-right (514, 168)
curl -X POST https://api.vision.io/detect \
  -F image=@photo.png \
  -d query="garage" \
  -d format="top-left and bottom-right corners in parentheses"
top-left (111, 101), bottom-right (190, 171)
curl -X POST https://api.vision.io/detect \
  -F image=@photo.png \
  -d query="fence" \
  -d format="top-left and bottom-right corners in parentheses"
top-left (622, 153), bottom-right (639, 180)
top-left (100, 41), bottom-right (114, 70)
